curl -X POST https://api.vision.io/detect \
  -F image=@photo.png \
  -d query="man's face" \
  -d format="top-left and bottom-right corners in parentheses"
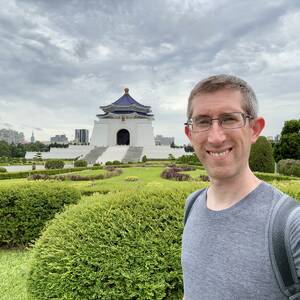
top-left (185, 89), bottom-right (263, 181)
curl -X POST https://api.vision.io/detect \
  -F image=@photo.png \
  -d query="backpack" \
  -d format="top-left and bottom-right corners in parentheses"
top-left (184, 189), bottom-right (300, 300)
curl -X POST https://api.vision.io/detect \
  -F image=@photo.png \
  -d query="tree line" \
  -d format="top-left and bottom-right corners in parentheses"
top-left (0, 141), bottom-right (68, 158)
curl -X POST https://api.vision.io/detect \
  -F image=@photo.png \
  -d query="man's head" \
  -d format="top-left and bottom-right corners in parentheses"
top-left (187, 74), bottom-right (258, 121)
top-left (185, 74), bottom-right (265, 181)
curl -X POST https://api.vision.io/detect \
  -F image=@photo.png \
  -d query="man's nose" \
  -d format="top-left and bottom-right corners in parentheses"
top-left (207, 120), bottom-right (226, 144)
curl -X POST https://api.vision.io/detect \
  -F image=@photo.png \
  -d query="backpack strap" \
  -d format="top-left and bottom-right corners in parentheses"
top-left (269, 194), bottom-right (300, 299)
top-left (184, 189), bottom-right (205, 225)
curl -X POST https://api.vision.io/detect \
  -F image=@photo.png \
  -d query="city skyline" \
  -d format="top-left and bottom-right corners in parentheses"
top-left (1, 1), bottom-right (300, 145)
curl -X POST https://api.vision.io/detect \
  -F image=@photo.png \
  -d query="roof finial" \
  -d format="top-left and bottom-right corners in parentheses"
top-left (124, 87), bottom-right (129, 94)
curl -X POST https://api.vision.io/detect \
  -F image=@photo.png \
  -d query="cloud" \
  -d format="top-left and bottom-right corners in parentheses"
top-left (0, 0), bottom-right (299, 145)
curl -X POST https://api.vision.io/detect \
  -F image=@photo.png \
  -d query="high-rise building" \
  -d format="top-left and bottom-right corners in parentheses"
top-left (0, 128), bottom-right (25, 144)
top-left (50, 134), bottom-right (69, 144)
top-left (31, 131), bottom-right (35, 143)
top-left (75, 129), bottom-right (89, 145)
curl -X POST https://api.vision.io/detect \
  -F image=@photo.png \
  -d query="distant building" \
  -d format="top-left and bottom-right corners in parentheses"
top-left (50, 134), bottom-right (69, 144)
top-left (0, 128), bottom-right (25, 144)
top-left (75, 129), bottom-right (89, 145)
top-left (31, 131), bottom-right (35, 143)
top-left (266, 136), bottom-right (274, 142)
top-left (155, 135), bottom-right (175, 146)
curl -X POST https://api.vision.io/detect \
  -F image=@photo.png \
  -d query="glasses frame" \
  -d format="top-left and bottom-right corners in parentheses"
top-left (184, 112), bottom-right (254, 133)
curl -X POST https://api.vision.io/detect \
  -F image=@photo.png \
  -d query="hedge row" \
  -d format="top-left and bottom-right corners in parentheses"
top-left (0, 167), bottom-right (87, 180)
top-left (29, 169), bottom-right (123, 181)
top-left (278, 159), bottom-right (300, 177)
top-left (74, 160), bottom-right (88, 167)
top-left (28, 187), bottom-right (200, 300)
top-left (254, 172), bottom-right (298, 182)
top-left (0, 183), bottom-right (81, 247)
top-left (45, 160), bottom-right (65, 169)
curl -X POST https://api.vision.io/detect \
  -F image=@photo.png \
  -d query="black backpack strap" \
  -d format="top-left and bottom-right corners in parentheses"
top-left (184, 189), bottom-right (205, 225)
top-left (269, 194), bottom-right (300, 299)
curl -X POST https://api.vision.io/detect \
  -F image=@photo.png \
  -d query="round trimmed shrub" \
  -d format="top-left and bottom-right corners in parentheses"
top-left (44, 160), bottom-right (64, 169)
top-left (0, 167), bottom-right (7, 172)
top-left (28, 188), bottom-right (195, 300)
top-left (74, 160), bottom-right (88, 167)
top-left (0, 183), bottom-right (81, 247)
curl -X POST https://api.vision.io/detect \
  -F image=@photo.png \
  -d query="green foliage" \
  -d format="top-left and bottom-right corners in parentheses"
top-left (277, 159), bottom-right (300, 177)
top-left (0, 167), bottom-right (7, 173)
top-left (0, 167), bottom-right (86, 180)
top-left (0, 183), bottom-right (80, 247)
top-left (168, 153), bottom-right (175, 160)
top-left (176, 153), bottom-right (201, 165)
top-left (124, 176), bottom-right (139, 181)
top-left (274, 119), bottom-right (300, 162)
top-left (28, 169), bottom-right (122, 181)
top-left (0, 141), bottom-right (11, 157)
top-left (28, 188), bottom-right (192, 299)
top-left (249, 136), bottom-right (275, 173)
top-left (142, 155), bottom-right (147, 163)
top-left (44, 160), bottom-right (64, 169)
top-left (74, 160), bottom-right (88, 167)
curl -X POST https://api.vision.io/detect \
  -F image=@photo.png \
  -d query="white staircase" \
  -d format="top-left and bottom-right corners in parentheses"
top-left (96, 146), bottom-right (129, 164)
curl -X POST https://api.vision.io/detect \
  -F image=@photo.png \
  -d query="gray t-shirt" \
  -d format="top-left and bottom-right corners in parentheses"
top-left (181, 182), bottom-right (300, 300)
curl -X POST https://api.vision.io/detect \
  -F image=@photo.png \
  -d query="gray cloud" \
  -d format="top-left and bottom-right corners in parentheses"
top-left (0, 0), bottom-right (299, 144)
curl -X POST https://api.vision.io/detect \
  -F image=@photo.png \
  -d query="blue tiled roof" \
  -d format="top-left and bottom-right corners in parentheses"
top-left (112, 94), bottom-right (148, 108)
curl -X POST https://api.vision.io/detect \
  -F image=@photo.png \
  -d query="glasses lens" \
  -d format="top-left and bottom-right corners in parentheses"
top-left (192, 116), bottom-right (211, 131)
top-left (220, 113), bottom-right (245, 129)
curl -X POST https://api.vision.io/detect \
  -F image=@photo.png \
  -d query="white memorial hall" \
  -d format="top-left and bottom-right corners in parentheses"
top-left (26, 88), bottom-right (186, 163)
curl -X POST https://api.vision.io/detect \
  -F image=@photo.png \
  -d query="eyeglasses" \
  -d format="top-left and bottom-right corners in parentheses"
top-left (185, 112), bottom-right (253, 132)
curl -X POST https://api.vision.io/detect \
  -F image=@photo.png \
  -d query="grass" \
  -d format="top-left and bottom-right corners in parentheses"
top-left (0, 250), bottom-right (31, 300)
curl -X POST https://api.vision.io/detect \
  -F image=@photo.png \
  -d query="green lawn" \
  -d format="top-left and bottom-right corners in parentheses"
top-left (0, 250), bottom-right (31, 300)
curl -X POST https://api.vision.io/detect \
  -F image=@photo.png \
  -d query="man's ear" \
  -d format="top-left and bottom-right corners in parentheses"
top-left (185, 125), bottom-right (192, 141)
top-left (251, 117), bottom-right (265, 143)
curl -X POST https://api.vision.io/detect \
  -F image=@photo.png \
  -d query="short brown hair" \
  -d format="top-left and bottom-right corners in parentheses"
top-left (187, 74), bottom-right (258, 119)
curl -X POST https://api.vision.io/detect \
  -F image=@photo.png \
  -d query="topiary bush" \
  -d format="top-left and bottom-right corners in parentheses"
top-left (44, 160), bottom-right (65, 169)
top-left (249, 136), bottom-right (275, 173)
top-left (0, 167), bottom-right (7, 172)
top-left (74, 160), bottom-right (88, 167)
top-left (161, 167), bottom-right (192, 181)
top-left (28, 188), bottom-right (198, 300)
top-left (0, 183), bottom-right (81, 247)
top-left (277, 159), bottom-right (300, 177)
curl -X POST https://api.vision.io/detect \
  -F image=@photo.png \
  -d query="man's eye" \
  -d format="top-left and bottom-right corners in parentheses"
top-left (195, 118), bottom-right (210, 125)
top-left (222, 115), bottom-right (239, 122)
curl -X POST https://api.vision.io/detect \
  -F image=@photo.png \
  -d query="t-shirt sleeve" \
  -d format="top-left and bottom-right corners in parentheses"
top-left (289, 206), bottom-right (300, 278)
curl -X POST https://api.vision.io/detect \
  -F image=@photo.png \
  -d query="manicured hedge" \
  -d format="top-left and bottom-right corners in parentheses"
top-left (74, 160), bottom-right (88, 167)
top-left (277, 159), bottom-right (300, 177)
top-left (29, 169), bottom-right (122, 181)
top-left (28, 187), bottom-right (200, 300)
top-left (0, 167), bottom-right (7, 172)
top-left (0, 183), bottom-right (81, 247)
top-left (45, 160), bottom-right (64, 169)
top-left (0, 167), bottom-right (86, 180)
top-left (254, 172), bottom-right (298, 182)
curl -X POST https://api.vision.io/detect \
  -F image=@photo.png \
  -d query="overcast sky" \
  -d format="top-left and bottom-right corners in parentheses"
top-left (1, 0), bottom-right (300, 145)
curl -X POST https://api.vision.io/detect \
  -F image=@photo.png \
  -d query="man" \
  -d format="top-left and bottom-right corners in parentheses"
top-left (181, 74), bottom-right (300, 299)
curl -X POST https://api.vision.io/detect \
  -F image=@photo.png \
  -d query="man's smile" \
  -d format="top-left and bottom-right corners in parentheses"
top-left (206, 148), bottom-right (233, 157)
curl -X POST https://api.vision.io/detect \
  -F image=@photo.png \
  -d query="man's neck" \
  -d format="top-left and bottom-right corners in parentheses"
top-left (206, 168), bottom-right (261, 211)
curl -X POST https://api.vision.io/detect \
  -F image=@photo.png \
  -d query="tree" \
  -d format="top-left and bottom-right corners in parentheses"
top-left (0, 141), bottom-right (11, 157)
top-left (274, 119), bottom-right (300, 162)
top-left (249, 136), bottom-right (275, 173)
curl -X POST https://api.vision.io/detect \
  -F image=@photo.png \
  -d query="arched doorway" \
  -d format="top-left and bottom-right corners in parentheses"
top-left (117, 129), bottom-right (130, 145)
